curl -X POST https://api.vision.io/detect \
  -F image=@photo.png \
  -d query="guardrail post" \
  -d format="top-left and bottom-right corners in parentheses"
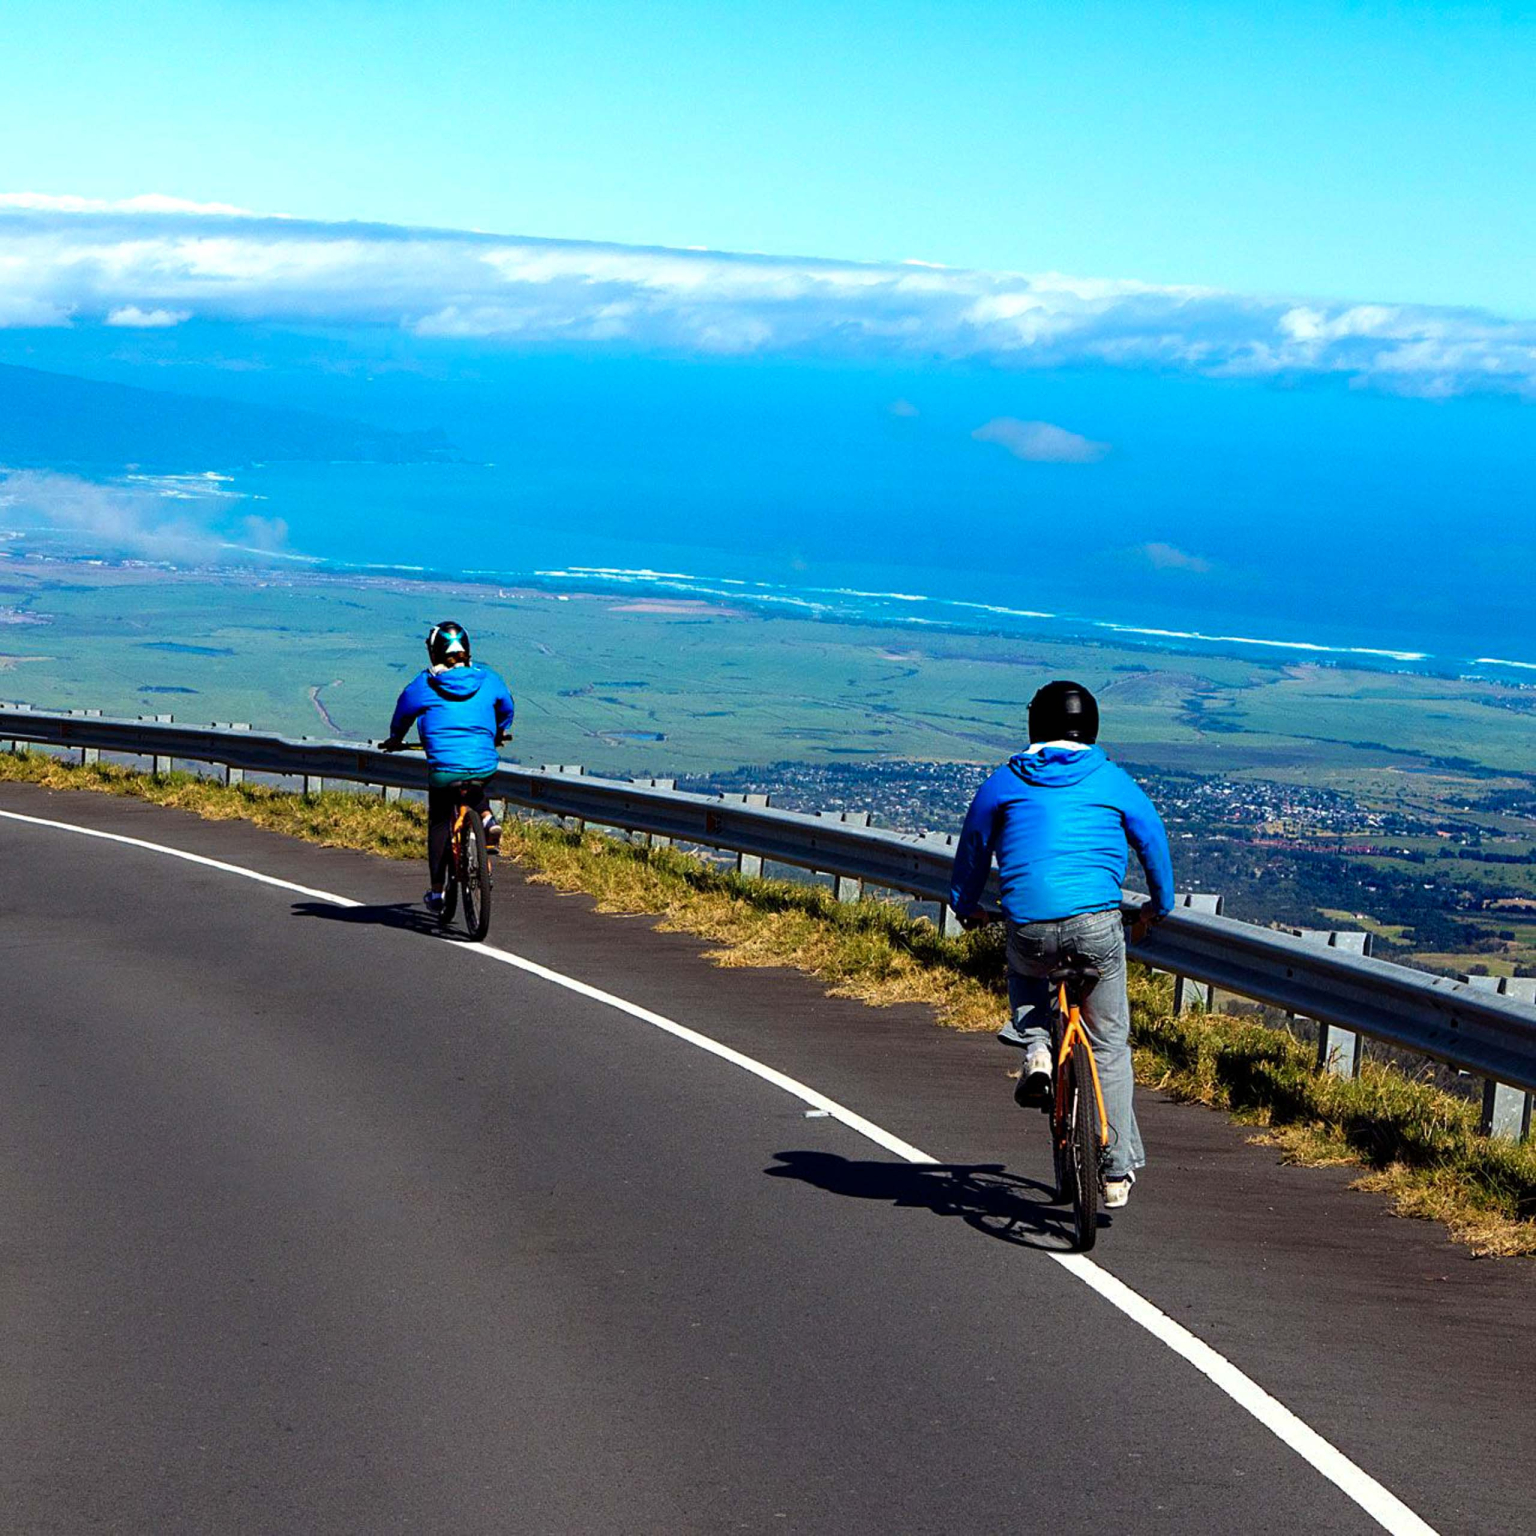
top-left (213, 723), bottom-right (250, 785)
top-left (629, 778), bottom-right (676, 848)
top-left (920, 832), bottom-right (965, 936)
top-left (541, 764), bottom-right (587, 832)
top-left (818, 810), bottom-right (872, 901)
top-left (382, 784), bottom-right (402, 803)
top-left (1289, 928), bottom-right (1372, 1077)
top-left (721, 792), bottom-right (769, 873)
top-left (139, 713), bottom-right (173, 775)
top-left (303, 773), bottom-right (325, 797)
top-left (1469, 975), bottom-right (1535, 1140)
top-left (70, 707), bottom-right (103, 765)
top-left (1173, 892), bottom-right (1225, 1012)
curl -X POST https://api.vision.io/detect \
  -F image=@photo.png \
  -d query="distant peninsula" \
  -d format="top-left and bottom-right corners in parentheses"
top-left (0, 362), bottom-right (451, 471)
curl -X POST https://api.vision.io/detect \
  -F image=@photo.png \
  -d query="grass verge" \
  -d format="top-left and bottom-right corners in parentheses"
top-left (5, 748), bottom-right (1535, 1256)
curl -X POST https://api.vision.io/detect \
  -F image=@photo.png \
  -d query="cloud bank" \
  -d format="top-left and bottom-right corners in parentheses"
top-left (0, 468), bottom-right (299, 565)
top-left (3, 194), bottom-right (1535, 397)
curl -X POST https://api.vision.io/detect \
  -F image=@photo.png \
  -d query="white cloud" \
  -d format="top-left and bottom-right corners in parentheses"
top-left (0, 192), bottom-right (263, 217)
top-left (106, 305), bottom-right (190, 328)
top-left (973, 417), bottom-right (1109, 464)
top-left (2, 197), bottom-right (1535, 396)
top-left (1141, 542), bottom-right (1212, 573)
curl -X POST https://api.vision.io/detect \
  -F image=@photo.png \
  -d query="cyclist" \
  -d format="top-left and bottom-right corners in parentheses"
top-left (948, 680), bottom-right (1174, 1210)
top-left (383, 621), bottom-right (515, 916)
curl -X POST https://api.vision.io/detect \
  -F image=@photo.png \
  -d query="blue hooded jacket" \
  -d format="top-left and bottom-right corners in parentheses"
top-left (389, 664), bottom-right (515, 787)
top-left (949, 746), bottom-right (1174, 925)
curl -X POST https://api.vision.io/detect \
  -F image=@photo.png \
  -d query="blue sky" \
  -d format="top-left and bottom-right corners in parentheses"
top-left (1, 0), bottom-right (1532, 662)
top-left (1, 1), bottom-right (1534, 317)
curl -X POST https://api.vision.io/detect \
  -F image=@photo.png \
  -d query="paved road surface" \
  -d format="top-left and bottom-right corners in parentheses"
top-left (1, 780), bottom-right (1532, 1534)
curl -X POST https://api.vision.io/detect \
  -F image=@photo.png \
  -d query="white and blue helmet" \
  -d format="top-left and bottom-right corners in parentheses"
top-left (426, 621), bottom-right (471, 666)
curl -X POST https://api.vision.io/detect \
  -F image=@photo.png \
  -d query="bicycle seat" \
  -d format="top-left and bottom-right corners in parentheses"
top-left (1045, 952), bottom-right (1100, 1000)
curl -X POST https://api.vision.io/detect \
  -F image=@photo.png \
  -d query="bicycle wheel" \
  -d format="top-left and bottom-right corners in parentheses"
top-left (458, 810), bottom-right (491, 942)
top-left (1050, 1016), bottom-right (1072, 1204)
top-left (1066, 1049), bottom-right (1101, 1252)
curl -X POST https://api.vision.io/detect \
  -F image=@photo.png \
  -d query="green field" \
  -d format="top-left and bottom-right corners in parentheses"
top-left (4, 559), bottom-right (1532, 788)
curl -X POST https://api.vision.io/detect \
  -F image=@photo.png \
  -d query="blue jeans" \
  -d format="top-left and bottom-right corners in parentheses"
top-left (1002, 908), bottom-right (1145, 1179)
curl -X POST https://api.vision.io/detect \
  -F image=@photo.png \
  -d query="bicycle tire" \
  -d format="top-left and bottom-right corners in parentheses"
top-left (1051, 1015), bottom-right (1071, 1204)
top-left (459, 810), bottom-right (491, 942)
top-left (1067, 1049), bottom-right (1100, 1252)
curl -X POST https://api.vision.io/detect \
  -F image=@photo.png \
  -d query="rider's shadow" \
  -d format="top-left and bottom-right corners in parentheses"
top-left (765, 1150), bottom-right (1094, 1250)
top-left (290, 899), bottom-right (447, 938)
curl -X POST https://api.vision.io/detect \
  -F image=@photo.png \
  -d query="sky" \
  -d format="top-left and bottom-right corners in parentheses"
top-left (1, 0), bottom-right (1532, 662)
top-left (1, 0), bottom-right (1534, 319)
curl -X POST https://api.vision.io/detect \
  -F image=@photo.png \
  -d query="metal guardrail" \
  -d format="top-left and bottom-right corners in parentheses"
top-left (4, 704), bottom-right (1536, 1101)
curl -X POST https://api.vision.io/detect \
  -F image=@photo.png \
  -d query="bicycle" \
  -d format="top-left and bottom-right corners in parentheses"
top-left (438, 780), bottom-right (493, 943)
top-left (377, 739), bottom-right (497, 943)
top-left (1043, 950), bottom-right (1111, 1251)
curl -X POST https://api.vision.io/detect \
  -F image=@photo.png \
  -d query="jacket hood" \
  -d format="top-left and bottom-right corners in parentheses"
top-left (1008, 744), bottom-right (1107, 787)
top-left (426, 663), bottom-right (487, 700)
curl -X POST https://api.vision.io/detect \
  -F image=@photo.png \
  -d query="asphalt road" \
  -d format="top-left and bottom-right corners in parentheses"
top-left (2, 780), bottom-right (1532, 1535)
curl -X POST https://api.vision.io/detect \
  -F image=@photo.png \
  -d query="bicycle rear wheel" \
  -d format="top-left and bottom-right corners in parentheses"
top-left (1066, 1049), bottom-right (1101, 1251)
top-left (458, 810), bottom-right (491, 942)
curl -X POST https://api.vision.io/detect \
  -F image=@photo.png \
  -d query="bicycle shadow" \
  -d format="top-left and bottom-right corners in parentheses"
top-left (290, 899), bottom-right (454, 939)
top-left (765, 1150), bottom-right (1100, 1251)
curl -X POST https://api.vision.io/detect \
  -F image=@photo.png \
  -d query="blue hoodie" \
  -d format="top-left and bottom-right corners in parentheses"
top-left (389, 664), bottom-right (515, 786)
top-left (949, 746), bottom-right (1174, 925)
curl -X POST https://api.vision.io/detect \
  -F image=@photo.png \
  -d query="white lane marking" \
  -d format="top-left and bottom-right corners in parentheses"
top-left (0, 805), bottom-right (1438, 1536)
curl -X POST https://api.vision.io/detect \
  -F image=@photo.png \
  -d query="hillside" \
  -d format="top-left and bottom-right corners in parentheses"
top-left (0, 362), bottom-right (450, 470)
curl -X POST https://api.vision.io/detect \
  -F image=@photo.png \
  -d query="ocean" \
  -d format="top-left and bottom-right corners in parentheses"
top-left (225, 459), bottom-right (1534, 678)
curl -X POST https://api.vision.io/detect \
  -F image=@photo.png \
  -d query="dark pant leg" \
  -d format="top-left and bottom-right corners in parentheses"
top-left (427, 786), bottom-right (456, 890)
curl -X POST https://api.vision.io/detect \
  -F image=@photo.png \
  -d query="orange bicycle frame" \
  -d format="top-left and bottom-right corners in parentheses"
top-left (1054, 983), bottom-right (1110, 1149)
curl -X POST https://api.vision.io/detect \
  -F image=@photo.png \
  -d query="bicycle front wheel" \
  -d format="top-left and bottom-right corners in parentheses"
top-left (458, 811), bottom-right (491, 942)
top-left (1066, 1050), bottom-right (1101, 1252)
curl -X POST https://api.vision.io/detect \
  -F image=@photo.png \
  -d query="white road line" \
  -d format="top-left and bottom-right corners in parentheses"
top-left (0, 805), bottom-right (1439, 1536)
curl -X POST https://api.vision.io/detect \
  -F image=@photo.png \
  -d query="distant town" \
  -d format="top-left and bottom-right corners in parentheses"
top-left (683, 758), bottom-right (1536, 974)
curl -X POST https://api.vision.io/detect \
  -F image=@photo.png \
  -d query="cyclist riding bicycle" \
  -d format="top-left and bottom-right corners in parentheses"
top-left (948, 680), bottom-right (1174, 1211)
top-left (383, 621), bottom-right (515, 916)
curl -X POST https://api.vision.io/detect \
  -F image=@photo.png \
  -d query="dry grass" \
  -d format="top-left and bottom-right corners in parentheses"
top-left (6, 746), bottom-right (1536, 1255)
top-left (1132, 1003), bottom-right (1536, 1256)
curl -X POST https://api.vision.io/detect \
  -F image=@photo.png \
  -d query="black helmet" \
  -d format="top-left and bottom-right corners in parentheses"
top-left (1028, 680), bottom-right (1099, 744)
top-left (426, 621), bottom-right (471, 666)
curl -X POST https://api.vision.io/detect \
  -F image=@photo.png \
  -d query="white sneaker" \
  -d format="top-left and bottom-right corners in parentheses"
top-left (1103, 1171), bottom-right (1136, 1209)
top-left (1014, 1043), bottom-right (1052, 1107)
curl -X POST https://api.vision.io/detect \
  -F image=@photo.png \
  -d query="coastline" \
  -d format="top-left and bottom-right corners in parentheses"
top-left (5, 547), bottom-right (1529, 685)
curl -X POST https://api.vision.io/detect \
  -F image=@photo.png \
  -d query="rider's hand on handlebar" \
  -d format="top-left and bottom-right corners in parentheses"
top-left (1127, 908), bottom-right (1162, 944)
top-left (379, 737), bottom-right (405, 752)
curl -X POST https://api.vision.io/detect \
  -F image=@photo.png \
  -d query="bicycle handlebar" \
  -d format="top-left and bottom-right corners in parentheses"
top-left (378, 737), bottom-right (506, 752)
